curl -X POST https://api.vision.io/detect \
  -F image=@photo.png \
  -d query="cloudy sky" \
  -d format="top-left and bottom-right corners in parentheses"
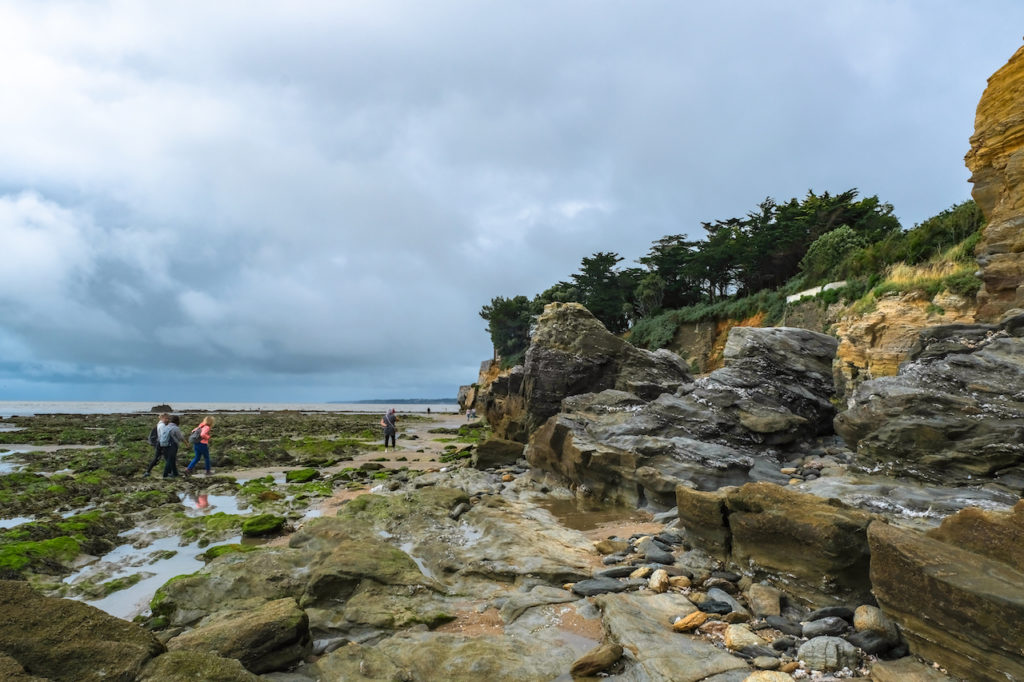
top-left (0, 1), bottom-right (1021, 403)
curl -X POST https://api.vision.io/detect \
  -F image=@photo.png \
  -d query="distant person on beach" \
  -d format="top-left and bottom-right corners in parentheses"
top-left (161, 414), bottom-right (185, 478)
top-left (381, 408), bottom-right (398, 451)
top-left (143, 413), bottom-right (168, 478)
top-left (185, 416), bottom-right (215, 477)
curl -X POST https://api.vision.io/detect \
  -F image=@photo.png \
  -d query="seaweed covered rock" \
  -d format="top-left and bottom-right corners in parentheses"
top-left (0, 579), bottom-right (164, 681)
top-left (835, 313), bottom-right (1024, 489)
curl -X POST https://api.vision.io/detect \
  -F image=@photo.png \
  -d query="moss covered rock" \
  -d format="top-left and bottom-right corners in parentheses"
top-left (241, 514), bottom-right (286, 537)
top-left (284, 468), bottom-right (318, 483)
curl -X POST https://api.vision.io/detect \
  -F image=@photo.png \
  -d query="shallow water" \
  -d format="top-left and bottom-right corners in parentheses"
top-left (64, 533), bottom-right (244, 620)
top-left (0, 451), bottom-right (18, 474)
top-left (536, 497), bottom-right (653, 532)
top-left (0, 516), bottom-right (32, 529)
top-left (0, 401), bottom-right (459, 417)
top-left (399, 541), bottom-right (437, 580)
top-left (179, 491), bottom-right (246, 516)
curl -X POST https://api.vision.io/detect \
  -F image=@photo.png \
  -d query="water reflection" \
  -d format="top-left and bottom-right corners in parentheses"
top-left (178, 491), bottom-right (245, 516)
top-left (0, 516), bottom-right (31, 529)
top-left (536, 497), bottom-right (652, 531)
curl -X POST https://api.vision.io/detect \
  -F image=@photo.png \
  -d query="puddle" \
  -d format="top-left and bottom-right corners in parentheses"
top-left (64, 533), bottom-right (244, 621)
top-left (0, 451), bottom-right (20, 474)
top-left (302, 508), bottom-right (323, 520)
top-left (233, 471), bottom-right (287, 485)
top-left (536, 497), bottom-right (653, 532)
top-left (0, 424), bottom-right (23, 432)
top-left (455, 522), bottom-right (483, 546)
top-left (0, 516), bottom-right (32, 529)
top-left (179, 491), bottom-right (246, 516)
top-left (399, 542), bottom-right (437, 580)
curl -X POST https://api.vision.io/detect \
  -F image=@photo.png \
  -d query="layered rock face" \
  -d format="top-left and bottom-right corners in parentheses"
top-left (966, 44), bottom-right (1024, 320)
top-left (832, 291), bottom-right (976, 403)
top-left (834, 312), bottom-right (1024, 489)
top-left (868, 502), bottom-right (1024, 682)
top-left (675, 483), bottom-right (876, 608)
top-left (526, 320), bottom-right (839, 507)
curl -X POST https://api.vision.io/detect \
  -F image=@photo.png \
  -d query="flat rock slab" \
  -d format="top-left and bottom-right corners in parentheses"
top-left (594, 592), bottom-right (747, 681)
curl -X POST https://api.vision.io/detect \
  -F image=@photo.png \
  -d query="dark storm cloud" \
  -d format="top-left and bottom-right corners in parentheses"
top-left (0, 1), bottom-right (1021, 400)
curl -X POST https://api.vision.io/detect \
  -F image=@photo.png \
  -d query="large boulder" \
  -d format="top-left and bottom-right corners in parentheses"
top-left (525, 324), bottom-right (838, 505)
top-left (521, 302), bottom-right (691, 434)
top-left (965, 43), bottom-right (1024, 321)
top-left (167, 597), bottom-right (311, 674)
top-left (834, 313), bottom-right (1024, 489)
top-left (868, 519), bottom-right (1024, 682)
top-left (0, 580), bottom-right (164, 681)
top-left (676, 483), bottom-right (876, 608)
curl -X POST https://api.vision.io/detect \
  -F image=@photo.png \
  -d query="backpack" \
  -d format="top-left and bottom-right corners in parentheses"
top-left (189, 426), bottom-right (203, 445)
top-left (147, 427), bottom-right (158, 446)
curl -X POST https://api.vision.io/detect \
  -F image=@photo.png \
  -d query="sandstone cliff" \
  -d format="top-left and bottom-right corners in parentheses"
top-left (966, 43), bottom-right (1024, 320)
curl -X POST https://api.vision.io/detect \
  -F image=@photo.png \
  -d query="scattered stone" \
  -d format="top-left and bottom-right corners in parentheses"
top-left (570, 577), bottom-right (628, 597)
top-left (598, 566), bottom-right (636, 579)
top-left (645, 546), bottom-right (675, 565)
top-left (802, 616), bottom-right (849, 638)
top-left (706, 587), bottom-right (748, 616)
top-left (743, 672), bottom-right (794, 682)
top-left (723, 624), bottom-right (766, 651)
top-left (569, 641), bottom-right (623, 677)
top-left (629, 566), bottom-right (653, 580)
top-left (448, 502), bottom-right (470, 520)
top-left (594, 538), bottom-right (630, 555)
top-left (648, 569), bottom-right (670, 593)
top-left (752, 655), bottom-right (781, 670)
top-left (853, 604), bottom-right (899, 644)
top-left (846, 629), bottom-right (894, 655)
top-left (765, 615), bottom-right (802, 636)
top-left (704, 577), bottom-right (738, 593)
top-left (806, 606), bottom-right (854, 622)
top-left (797, 636), bottom-right (859, 672)
top-left (668, 575), bottom-right (692, 590)
top-left (671, 611), bottom-right (709, 633)
top-left (771, 635), bottom-right (797, 651)
top-left (747, 583), bottom-right (782, 617)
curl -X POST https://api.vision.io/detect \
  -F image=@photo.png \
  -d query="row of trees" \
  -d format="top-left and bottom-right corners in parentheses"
top-left (480, 189), bottom-right (980, 366)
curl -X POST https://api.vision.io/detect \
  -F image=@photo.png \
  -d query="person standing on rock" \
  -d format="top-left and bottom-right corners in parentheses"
top-left (184, 416), bottom-right (215, 477)
top-left (143, 413), bottom-right (169, 478)
top-left (381, 408), bottom-right (398, 451)
top-left (161, 415), bottom-right (185, 478)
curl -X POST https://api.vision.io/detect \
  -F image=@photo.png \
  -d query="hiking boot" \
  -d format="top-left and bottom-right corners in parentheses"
top-left (205, 469), bottom-right (213, 476)
top-left (142, 471), bottom-right (150, 478)
top-left (183, 468), bottom-right (193, 477)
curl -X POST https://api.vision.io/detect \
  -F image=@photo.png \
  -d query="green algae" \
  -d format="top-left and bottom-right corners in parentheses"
top-left (285, 468), bottom-right (318, 483)
top-left (241, 514), bottom-right (286, 537)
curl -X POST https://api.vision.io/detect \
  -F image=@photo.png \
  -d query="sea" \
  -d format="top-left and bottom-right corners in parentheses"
top-left (0, 401), bottom-right (459, 418)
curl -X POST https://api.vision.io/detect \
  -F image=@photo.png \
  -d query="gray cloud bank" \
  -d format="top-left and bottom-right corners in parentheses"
top-left (0, 1), bottom-right (1021, 401)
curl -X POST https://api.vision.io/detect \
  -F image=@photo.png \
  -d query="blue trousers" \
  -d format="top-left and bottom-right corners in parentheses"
top-left (187, 443), bottom-right (211, 472)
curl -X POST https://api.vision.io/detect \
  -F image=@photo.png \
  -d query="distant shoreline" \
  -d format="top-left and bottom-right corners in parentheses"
top-left (0, 401), bottom-right (460, 417)
top-left (332, 398), bottom-right (458, 405)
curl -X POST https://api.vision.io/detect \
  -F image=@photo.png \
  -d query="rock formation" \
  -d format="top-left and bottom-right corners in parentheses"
top-left (966, 43), bottom-right (1024, 320)
top-left (525, 321), bottom-right (839, 507)
top-left (832, 291), bottom-right (976, 403)
top-left (868, 503), bottom-right (1024, 682)
top-left (835, 311), bottom-right (1024, 490)
top-left (675, 482), bottom-right (876, 608)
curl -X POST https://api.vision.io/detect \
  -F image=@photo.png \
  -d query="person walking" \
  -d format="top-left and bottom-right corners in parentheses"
top-left (185, 416), bottom-right (215, 477)
top-left (143, 413), bottom-right (168, 478)
top-left (381, 408), bottom-right (398, 451)
top-left (161, 414), bottom-right (185, 478)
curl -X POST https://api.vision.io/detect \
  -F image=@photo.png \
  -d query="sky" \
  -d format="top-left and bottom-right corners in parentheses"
top-left (0, 1), bottom-right (1022, 403)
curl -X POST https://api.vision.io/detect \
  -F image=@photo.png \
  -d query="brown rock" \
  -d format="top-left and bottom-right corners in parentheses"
top-left (630, 566), bottom-right (652, 580)
top-left (648, 569), bottom-right (670, 593)
top-left (569, 641), bottom-right (623, 677)
top-left (668, 575), bottom-right (692, 590)
top-left (966, 43), bottom-right (1024, 320)
top-left (671, 611), bottom-right (709, 633)
top-left (167, 597), bottom-right (310, 674)
top-left (746, 583), bottom-right (782, 618)
top-left (472, 438), bottom-right (525, 469)
top-left (0, 580), bottom-right (164, 682)
top-left (868, 520), bottom-right (1024, 682)
top-left (743, 672), bottom-right (794, 682)
top-left (926, 499), bottom-right (1024, 569)
top-left (869, 656), bottom-right (959, 682)
top-left (675, 486), bottom-right (731, 560)
top-left (594, 538), bottom-right (630, 555)
top-left (139, 650), bottom-right (262, 681)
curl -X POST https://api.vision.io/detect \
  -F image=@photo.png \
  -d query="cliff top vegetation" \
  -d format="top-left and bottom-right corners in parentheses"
top-left (480, 191), bottom-right (985, 367)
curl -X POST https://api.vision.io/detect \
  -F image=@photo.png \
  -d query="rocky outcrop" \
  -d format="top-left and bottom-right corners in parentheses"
top-left (166, 597), bottom-right (311, 674)
top-left (834, 312), bottom-right (1024, 489)
top-left (675, 483), bottom-right (876, 607)
top-left (525, 325), bottom-right (838, 505)
top-left (476, 365), bottom-right (528, 442)
top-left (966, 43), bottom-right (1024, 321)
top-left (0, 579), bottom-right (165, 681)
top-left (521, 303), bottom-right (692, 433)
top-left (868, 516), bottom-right (1024, 682)
top-left (832, 291), bottom-right (976, 403)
